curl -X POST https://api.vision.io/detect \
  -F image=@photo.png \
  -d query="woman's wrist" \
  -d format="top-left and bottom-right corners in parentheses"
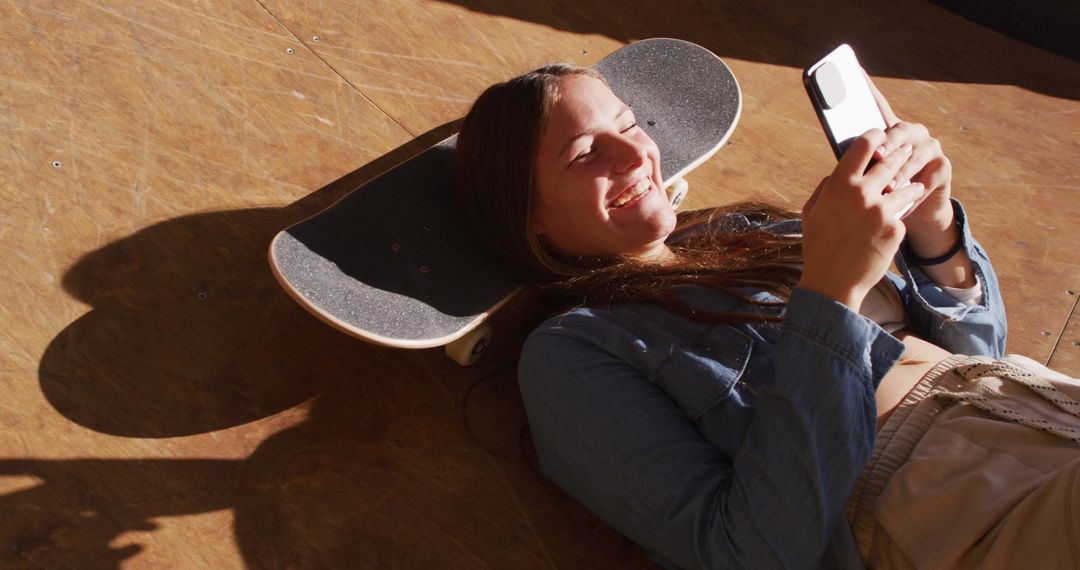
top-left (905, 220), bottom-right (961, 262)
top-left (904, 210), bottom-right (958, 260)
top-left (902, 208), bottom-right (977, 288)
top-left (797, 274), bottom-right (865, 311)
top-left (905, 237), bottom-right (963, 266)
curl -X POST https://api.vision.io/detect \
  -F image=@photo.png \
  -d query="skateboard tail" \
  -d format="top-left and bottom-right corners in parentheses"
top-left (269, 232), bottom-right (521, 349)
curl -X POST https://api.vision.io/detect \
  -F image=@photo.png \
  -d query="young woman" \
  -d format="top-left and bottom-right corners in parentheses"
top-left (454, 64), bottom-right (1080, 569)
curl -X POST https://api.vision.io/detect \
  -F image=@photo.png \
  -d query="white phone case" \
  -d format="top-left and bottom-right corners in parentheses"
top-left (804, 44), bottom-right (913, 217)
top-left (804, 44), bottom-right (887, 159)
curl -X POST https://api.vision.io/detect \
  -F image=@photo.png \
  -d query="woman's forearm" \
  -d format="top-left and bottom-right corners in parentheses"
top-left (904, 202), bottom-right (977, 289)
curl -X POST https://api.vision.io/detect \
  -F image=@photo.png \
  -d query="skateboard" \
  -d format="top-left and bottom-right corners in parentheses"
top-left (269, 38), bottom-right (741, 365)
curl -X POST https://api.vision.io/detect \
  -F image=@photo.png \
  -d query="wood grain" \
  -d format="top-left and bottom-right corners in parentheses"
top-left (2, 0), bottom-right (1078, 568)
top-left (1048, 294), bottom-right (1080, 374)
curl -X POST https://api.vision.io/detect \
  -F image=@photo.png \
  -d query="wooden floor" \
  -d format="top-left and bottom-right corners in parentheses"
top-left (3, 1), bottom-right (1078, 568)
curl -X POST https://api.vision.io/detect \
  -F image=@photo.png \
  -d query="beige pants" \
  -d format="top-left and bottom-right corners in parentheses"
top-left (846, 354), bottom-right (1080, 569)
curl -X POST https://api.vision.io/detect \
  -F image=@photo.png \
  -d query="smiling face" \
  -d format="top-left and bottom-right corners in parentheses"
top-left (531, 75), bottom-right (676, 261)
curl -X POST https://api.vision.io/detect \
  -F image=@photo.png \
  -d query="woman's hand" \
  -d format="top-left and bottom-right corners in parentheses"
top-left (799, 131), bottom-right (926, 310)
top-left (866, 77), bottom-right (956, 246)
top-left (867, 76), bottom-right (976, 288)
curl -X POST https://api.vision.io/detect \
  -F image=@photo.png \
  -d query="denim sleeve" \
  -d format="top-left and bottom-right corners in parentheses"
top-left (887, 199), bottom-right (1008, 357)
top-left (518, 291), bottom-right (902, 569)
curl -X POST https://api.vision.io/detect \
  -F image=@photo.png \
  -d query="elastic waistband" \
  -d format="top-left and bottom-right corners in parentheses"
top-left (845, 354), bottom-right (989, 553)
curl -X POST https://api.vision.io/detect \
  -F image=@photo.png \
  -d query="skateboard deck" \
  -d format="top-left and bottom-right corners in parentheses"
top-left (269, 38), bottom-right (741, 363)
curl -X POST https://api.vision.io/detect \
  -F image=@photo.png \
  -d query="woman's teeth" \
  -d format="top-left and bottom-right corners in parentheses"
top-left (611, 179), bottom-right (650, 208)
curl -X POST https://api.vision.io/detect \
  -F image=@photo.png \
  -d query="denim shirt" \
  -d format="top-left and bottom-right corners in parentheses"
top-left (517, 200), bottom-right (1006, 570)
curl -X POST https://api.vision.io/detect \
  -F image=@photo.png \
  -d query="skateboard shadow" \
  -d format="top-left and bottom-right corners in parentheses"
top-left (36, 122), bottom-right (460, 438)
top-left (438, 0), bottom-right (1080, 101)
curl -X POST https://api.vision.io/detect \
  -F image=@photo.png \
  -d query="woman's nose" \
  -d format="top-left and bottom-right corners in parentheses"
top-left (612, 135), bottom-right (646, 173)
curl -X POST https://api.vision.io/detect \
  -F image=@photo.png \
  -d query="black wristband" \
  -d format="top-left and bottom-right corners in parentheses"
top-left (905, 233), bottom-right (964, 266)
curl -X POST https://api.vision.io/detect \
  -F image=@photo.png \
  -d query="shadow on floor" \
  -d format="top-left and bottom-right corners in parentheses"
top-left (17, 119), bottom-right (654, 568)
top-left (36, 122), bottom-right (456, 438)
top-left (931, 0), bottom-right (1078, 61)
top-left (441, 0), bottom-right (1080, 100)
top-left (2, 367), bottom-right (654, 568)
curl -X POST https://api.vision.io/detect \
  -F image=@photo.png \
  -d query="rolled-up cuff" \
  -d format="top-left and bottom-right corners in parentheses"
top-left (784, 287), bottom-right (906, 387)
top-left (895, 199), bottom-right (992, 316)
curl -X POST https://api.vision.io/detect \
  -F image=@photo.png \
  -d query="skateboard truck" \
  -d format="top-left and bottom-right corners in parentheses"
top-left (668, 178), bottom-right (689, 209)
top-left (444, 323), bottom-right (493, 366)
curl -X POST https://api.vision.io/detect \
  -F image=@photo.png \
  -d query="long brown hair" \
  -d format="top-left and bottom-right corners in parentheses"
top-left (455, 64), bottom-right (803, 324)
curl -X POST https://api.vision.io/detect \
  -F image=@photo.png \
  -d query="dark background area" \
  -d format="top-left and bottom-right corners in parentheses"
top-left (933, 0), bottom-right (1079, 61)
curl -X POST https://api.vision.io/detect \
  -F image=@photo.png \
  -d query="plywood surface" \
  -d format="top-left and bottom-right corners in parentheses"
top-left (1047, 294), bottom-right (1080, 374)
top-left (2, 0), bottom-right (1078, 568)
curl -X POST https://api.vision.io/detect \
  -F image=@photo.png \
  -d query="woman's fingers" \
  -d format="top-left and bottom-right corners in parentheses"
top-left (875, 122), bottom-right (927, 159)
top-left (872, 122), bottom-right (948, 193)
top-left (865, 142), bottom-right (912, 191)
top-left (837, 129), bottom-right (887, 179)
top-left (865, 71), bottom-right (901, 127)
top-left (895, 143), bottom-right (947, 190)
top-left (884, 182), bottom-right (926, 218)
top-left (913, 155), bottom-right (951, 189)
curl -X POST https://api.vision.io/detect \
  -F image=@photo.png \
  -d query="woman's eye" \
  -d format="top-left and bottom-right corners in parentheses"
top-left (621, 122), bottom-right (639, 133)
top-left (572, 148), bottom-right (594, 162)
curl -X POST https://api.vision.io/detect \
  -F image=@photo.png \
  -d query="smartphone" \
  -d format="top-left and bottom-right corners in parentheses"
top-left (803, 44), bottom-right (887, 160)
top-left (804, 44), bottom-right (913, 217)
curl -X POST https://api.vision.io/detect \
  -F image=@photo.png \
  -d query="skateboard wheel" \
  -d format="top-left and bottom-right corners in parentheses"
top-left (668, 178), bottom-right (689, 209)
top-left (445, 324), bottom-right (492, 366)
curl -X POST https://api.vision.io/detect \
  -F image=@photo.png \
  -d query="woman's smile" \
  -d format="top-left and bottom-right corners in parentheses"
top-left (608, 177), bottom-right (655, 209)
